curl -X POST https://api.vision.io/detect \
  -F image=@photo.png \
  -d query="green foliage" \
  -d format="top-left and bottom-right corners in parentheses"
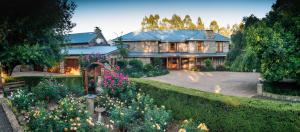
top-left (0, 0), bottom-right (76, 74)
top-left (116, 59), bottom-right (128, 69)
top-left (132, 79), bottom-right (300, 132)
top-left (143, 64), bottom-right (154, 73)
top-left (110, 93), bottom-right (171, 132)
top-left (11, 89), bottom-right (33, 111)
top-left (179, 119), bottom-right (209, 132)
top-left (115, 37), bottom-right (128, 58)
top-left (32, 78), bottom-right (68, 101)
top-left (203, 59), bottom-right (214, 71)
top-left (151, 58), bottom-right (163, 67)
top-left (215, 65), bottom-right (227, 71)
top-left (129, 59), bottom-right (144, 70)
top-left (263, 81), bottom-right (300, 96)
top-left (27, 96), bottom-right (94, 132)
top-left (227, 1), bottom-right (300, 82)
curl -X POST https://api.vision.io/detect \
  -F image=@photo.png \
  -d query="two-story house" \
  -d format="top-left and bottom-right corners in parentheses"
top-left (113, 30), bottom-right (229, 70)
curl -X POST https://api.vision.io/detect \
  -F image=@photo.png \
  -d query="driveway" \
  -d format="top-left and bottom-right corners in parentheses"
top-left (146, 71), bottom-right (261, 97)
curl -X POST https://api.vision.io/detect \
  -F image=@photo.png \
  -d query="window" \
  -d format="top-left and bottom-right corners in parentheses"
top-left (198, 41), bottom-right (204, 52)
top-left (217, 42), bottom-right (223, 53)
top-left (170, 43), bottom-right (176, 52)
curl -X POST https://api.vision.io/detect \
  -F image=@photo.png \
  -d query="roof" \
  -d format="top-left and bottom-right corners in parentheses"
top-left (114, 30), bottom-right (230, 42)
top-left (64, 46), bottom-right (118, 55)
top-left (128, 52), bottom-right (227, 58)
top-left (64, 32), bottom-right (97, 44)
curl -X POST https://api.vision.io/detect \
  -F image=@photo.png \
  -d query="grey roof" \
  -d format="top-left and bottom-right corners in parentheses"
top-left (114, 30), bottom-right (230, 42)
top-left (64, 46), bottom-right (118, 55)
top-left (128, 52), bottom-right (227, 58)
top-left (64, 32), bottom-right (96, 44)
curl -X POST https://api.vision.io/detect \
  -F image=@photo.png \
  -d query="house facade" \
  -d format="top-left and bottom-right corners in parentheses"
top-left (33, 27), bottom-right (118, 74)
top-left (114, 30), bottom-right (229, 70)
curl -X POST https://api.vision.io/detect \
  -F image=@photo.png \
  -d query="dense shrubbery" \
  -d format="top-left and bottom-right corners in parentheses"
top-left (117, 59), bottom-right (169, 78)
top-left (32, 78), bottom-right (84, 101)
top-left (11, 89), bottom-right (33, 111)
top-left (96, 70), bottom-right (171, 131)
top-left (27, 96), bottom-right (104, 131)
top-left (133, 79), bottom-right (300, 132)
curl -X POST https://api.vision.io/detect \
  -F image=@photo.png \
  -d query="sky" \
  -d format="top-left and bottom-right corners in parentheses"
top-left (71, 0), bottom-right (276, 40)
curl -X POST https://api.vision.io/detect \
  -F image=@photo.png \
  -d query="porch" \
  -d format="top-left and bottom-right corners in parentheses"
top-left (163, 57), bottom-right (225, 70)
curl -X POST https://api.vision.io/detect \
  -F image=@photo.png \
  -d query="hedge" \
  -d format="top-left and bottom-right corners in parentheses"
top-left (9, 76), bottom-right (83, 89)
top-left (132, 78), bottom-right (300, 132)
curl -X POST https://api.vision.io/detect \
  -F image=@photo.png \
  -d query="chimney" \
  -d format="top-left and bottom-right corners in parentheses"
top-left (94, 27), bottom-right (101, 34)
top-left (205, 30), bottom-right (214, 39)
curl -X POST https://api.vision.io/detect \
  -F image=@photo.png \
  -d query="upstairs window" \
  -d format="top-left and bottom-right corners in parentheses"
top-left (217, 42), bottom-right (223, 53)
top-left (169, 43), bottom-right (176, 52)
top-left (198, 41), bottom-right (204, 52)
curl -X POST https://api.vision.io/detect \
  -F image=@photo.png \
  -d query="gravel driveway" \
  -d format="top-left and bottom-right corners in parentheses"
top-left (146, 70), bottom-right (261, 97)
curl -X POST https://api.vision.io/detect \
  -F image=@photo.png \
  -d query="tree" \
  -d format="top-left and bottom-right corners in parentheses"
top-left (196, 17), bottom-right (205, 30)
top-left (0, 0), bottom-right (76, 75)
top-left (159, 18), bottom-right (171, 30)
top-left (169, 14), bottom-right (184, 29)
top-left (209, 20), bottom-right (219, 32)
top-left (115, 37), bottom-right (128, 59)
top-left (141, 14), bottom-right (160, 31)
top-left (183, 15), bottom-right (196, 29)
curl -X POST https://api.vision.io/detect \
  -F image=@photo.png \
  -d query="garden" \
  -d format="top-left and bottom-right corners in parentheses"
top-left (5, 66), bottom-right (209, 132)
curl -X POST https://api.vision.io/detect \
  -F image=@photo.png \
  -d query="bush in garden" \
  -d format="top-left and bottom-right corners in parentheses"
top-left (95, 93), bottom-right (125, 113)
top-left (27, 107), bottom-right (53, 131)
top-left (143, 63), bottom-right (154, 73)
top-left (102, 69), bottom-right (136, 101)
top-left (110, 93), bottom-right (171, 132)
top-left (142, 105), bottom-right (170, 131)
top-left (152, 58), bottom-right (163, 67)
top-left (215, 65), bottom-right (227, 71)
top-left (128, 59), bottom-right (143, 70)
top-left (204, 59), bottom-right (214, 71)
top-left (11, 89), bottom-right (33, 111)
top-left (32, 78), bottom-right (68, 101)
top-left (178, 119), bottom-right (209, 132)
top-left (27, 96), bottom-right (95, 131)
top-left (116, 59), bottom-right (128, 69)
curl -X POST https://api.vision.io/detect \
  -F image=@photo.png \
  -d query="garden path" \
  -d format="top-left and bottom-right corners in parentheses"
top-left (146, 70), bottom-right (260, 97)
top-left (0, 102), bottom-right (13, 132)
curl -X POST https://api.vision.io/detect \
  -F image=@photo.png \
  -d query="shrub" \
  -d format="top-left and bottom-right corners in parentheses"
top-left (11, 89), bottom-right (33, 110)
top-left (32, 78), bottom-right (68, 101)
top-left (116, 60), bottom-right (128, 69)
top-left (102, 69), bottom-right (136, 101)
top-left (178, 119), bottom-right (209, 132)
top-left (152, 58), bottom-right (163, 67)
top-left (203, 59), bottom-right (214, 71)
top-left (143, 63), bottom-right (154, 73)
top-left (27, 96), bottom-right (95, 131)
top-left (110, 93), bottom-right (171, 132)
top-left (132, 79), bottom-right (300, 132)
top-left (128, 59), bottom-right (143, 70)
top-left (215, 65), bottom-right (226, 71)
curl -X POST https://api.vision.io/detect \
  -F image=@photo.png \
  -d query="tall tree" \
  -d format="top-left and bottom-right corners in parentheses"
top-left (196, 17), bottom-right (205, 30)
top-left (209, 20), bottom-right (219, 32)
top-left (183, 15), bottom-right (196, 29)
top-left (169, 14), bottom-right (184, 29)
top-left (159, 18), bottom-right (171, 30)
top-left (0, 0), bottom-right (76, 74)
top-left (141, 14), bottom-right (160, 31)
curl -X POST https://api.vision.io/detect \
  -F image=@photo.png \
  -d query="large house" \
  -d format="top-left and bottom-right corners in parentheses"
top-left (113, 30), bottom-right (230, 70)
top-left (32, 27), bottom-right (118, 74)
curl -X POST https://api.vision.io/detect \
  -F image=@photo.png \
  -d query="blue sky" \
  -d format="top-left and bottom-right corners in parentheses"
top-left (71, 0), bottom-right (276, 40)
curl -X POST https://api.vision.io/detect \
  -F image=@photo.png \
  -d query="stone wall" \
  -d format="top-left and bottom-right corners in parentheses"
top-left (257, 82), bottom-right (300, 102)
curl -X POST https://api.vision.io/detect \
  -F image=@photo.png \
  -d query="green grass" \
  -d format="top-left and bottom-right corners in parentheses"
top-left (132, 78), bottom-right (300, 132)
top-left (263, 82), bottom-right (300, 96)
